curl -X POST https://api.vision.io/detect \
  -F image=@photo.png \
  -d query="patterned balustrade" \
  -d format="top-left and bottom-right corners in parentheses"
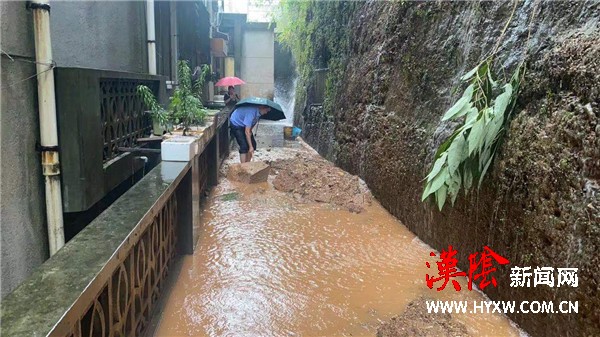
top-left (66, 195), bottom-right (177, 337)
top-left (0, 160), bottom-right (192, 337)
top-left (100, 79), bottom-right (155, 163)
top-left (198, 147), bottom-right (210, 196)
top-left (1, 108), bottom-right (232, 337)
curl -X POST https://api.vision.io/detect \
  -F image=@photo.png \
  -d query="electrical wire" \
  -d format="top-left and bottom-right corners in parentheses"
top-left (1, 50), bottom-right (56, 89)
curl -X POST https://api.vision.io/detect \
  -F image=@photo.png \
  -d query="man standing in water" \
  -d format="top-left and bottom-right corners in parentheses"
top-left (229, 105), bottom-right (271, 163)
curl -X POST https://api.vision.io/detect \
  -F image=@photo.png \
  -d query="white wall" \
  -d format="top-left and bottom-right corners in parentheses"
top-left (240, 29), bottom-right (274, 99)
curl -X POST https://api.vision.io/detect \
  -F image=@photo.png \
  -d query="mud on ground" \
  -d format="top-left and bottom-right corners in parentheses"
top-left (220, 141), bottom-right (373, 213)
top-left (269, 151), bottom-right (373, 213)
top-left (376, 298), bottom-right (468, 337)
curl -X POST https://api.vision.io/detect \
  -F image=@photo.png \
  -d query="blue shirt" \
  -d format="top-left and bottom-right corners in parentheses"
top-left (230, 106), bottom-right (261, 128)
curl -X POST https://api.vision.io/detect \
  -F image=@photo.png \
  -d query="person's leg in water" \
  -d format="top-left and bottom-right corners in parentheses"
top-left (243, 126), bottom-right (257, 163)
top-left (247, 106), bottom-right (268, 162)
top-left (232, 127), bottom-right (250, 163)
top-left (246, 133), bottom-right (257, 162)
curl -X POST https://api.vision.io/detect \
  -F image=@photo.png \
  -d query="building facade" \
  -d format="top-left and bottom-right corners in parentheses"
top-left (240, 22), bottom-right (275, 100)
top-left (0, 0), bottom-right (219, 298)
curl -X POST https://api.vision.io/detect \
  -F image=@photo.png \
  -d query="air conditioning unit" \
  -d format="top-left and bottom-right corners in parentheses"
top-left (211, 38), bottom-right (228, 57)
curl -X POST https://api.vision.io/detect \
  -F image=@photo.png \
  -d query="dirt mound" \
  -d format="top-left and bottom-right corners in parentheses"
top-left (270, 152), bottom-right (372, 212)
top-left (228, 161), bottom-right (270, 184)
top-left (377, 298), bottom-right (468, 337)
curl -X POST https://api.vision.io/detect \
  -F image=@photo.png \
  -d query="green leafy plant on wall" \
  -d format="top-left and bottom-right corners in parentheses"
top-left (275, 0), bottom-right (358, 125)
top-left (422, 58), bottom-right (522, 210)
top-left (137, 61), bottom-right (210, 136)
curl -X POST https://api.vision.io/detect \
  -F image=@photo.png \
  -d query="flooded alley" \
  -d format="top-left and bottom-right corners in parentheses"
top-left (154, 136), bottom-right (523, 337)
top-left (1, 1), bottom-right (598, 337)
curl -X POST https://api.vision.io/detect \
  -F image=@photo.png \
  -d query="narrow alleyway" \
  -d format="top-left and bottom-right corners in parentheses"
top-left (152, 126), bottom-right (524, 337)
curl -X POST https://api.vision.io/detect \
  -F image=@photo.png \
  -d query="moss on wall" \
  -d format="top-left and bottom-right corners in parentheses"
top-left (277, 0), bottom-right (359, 160)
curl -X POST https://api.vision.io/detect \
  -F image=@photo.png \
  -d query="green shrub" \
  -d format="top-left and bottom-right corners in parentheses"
top-left (138, 61), bottom-right (210, 136)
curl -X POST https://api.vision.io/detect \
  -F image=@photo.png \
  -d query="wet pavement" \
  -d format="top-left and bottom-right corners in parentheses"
top-left (153, 125), bottom-right (524, 337)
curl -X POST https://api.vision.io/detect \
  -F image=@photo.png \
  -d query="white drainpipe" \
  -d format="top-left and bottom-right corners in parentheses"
top-left (146, 0), bottom-right (157, 75)
top-left (30, 0), bottom-right (65, 256)
top-left (169, 0), bottom-right (178, 86)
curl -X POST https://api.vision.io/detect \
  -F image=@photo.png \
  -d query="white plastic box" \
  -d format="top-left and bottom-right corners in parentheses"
top-left (161, 136), bottom-right (198, 162)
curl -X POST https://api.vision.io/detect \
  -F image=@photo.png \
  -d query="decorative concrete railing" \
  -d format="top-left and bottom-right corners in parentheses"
top-left (0, 111), bottom-right (230, 337)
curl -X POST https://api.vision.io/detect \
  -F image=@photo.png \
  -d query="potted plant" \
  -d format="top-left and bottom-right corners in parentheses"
top-left (138, 61), bottom-right (211, 161)
top-left (137, 60), bottom-right (210, 136)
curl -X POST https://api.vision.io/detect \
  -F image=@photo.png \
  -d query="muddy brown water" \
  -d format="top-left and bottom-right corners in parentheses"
top-left (154, 148), bottom-right (523, 337)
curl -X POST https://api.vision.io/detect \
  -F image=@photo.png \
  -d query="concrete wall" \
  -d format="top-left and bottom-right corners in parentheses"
top-left (50, 1), bottom-right (147, 73)
top-left (0, 1), bottom-right (49, 298)
top-left (240, 27), bottom-right (274, 99)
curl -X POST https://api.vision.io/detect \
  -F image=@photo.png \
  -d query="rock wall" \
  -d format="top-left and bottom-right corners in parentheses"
top-left (296, 1), bottom-right (600, 336)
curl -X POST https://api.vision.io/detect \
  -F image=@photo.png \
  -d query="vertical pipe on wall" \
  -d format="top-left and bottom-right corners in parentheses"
top-left (170, 0), bottom-right (178, 85)
top-left (146, 0), bottom-right (157, 75)
top-left (30, 0), bottom-right (65, 255)
top-left (207, 1), bottom-right (215, 102)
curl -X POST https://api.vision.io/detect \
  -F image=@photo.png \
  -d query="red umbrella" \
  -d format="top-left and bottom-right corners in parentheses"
top-left (215, 76), bottom-right (245, 87)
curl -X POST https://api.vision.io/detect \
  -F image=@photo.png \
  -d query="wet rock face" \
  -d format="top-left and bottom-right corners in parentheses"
top-left (298, 1), bottom-right (600, 336)
top-left (300, 105), bottom-right (337, 162)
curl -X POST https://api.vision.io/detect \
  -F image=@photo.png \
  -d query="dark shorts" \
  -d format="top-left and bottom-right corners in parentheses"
top-left (231, 126), bottom-right (257, 154)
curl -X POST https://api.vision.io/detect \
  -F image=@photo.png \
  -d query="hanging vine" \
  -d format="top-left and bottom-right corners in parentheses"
top-left (422, 0), bottom-right (535, 211)
top-left (422, 59), bottom-right (522, 210)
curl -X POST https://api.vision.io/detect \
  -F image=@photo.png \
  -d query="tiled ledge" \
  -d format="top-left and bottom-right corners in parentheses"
top-left (0, 161), bottom-right (190, 337)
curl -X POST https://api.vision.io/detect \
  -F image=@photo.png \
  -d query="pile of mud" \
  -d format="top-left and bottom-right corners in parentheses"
top-left (377, 298), bottom-right (468, 337)
top-left (270, 152), bottom-right (372, 213)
